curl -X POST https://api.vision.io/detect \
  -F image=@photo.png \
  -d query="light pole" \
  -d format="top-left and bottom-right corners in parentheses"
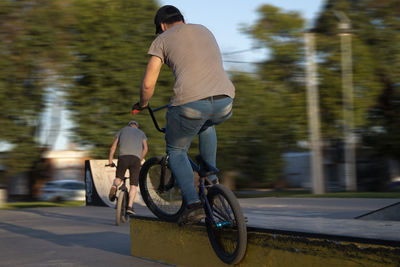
top-left (335, 11), bottom-right (357, 191)
top-left (305, 32), bottom-right (325, 194)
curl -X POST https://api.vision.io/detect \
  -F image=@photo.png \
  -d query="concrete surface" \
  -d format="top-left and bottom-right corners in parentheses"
top-left (130, 216), bottom-right (400, 267)
top-left (1, 197), bottom-right (400, 266)
top-left (239, 197), bottom-right (400, 243)
top-left (356, 202), bottom-right (400, 221)
top-left (130, 197), bottom-right (400, 266)
top-left (0, 206), bottom-right (169, 267)
top-left (132, 197), bottom-right (400, 243)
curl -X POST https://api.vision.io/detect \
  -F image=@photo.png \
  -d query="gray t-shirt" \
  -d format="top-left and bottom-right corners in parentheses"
top-left (116, 126), bottom-right (147, 158)
top-left (148, 23), bottom-right (235, 106)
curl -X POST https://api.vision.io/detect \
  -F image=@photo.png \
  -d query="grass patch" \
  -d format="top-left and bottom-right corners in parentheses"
top-left (235, 190), bottom-right (400, 199)
top-left (2, 201), bottom-right (85, 209)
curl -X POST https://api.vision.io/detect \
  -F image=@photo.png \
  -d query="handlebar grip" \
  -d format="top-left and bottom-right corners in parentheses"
top-left (131, 102), bottom-right (148, 115)
top-left (131, 109), bottom-right (141, 115)
top-left (105, 163), bottom-right (116, 167)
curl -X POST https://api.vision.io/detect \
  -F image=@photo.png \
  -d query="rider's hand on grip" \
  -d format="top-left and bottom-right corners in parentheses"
top-left (105, 162), bottom-right (116, 167)
top-left (131, 102), bottom-right (147, 115)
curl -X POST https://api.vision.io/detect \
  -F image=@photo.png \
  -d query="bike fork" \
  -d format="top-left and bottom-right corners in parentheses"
top-left (199, 178), bottom-right (219, 227)
top-left (200, 179), bottom-right (234, 229)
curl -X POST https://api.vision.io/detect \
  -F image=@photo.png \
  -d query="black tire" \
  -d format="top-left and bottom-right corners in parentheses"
top-left (116, 190), bottom-right (128, 226)
top-left (121, 191), bottom-right (129, 223)
top-left (205, 184), bottom-right (247, 264)
top-left (139, 156), bottom-right (185, 222)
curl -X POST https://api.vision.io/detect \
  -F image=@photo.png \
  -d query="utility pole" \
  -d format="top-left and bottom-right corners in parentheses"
top-left (335, 11), bottom-right (357, 191)
top-left (305, 32), bottom-right (325, 194)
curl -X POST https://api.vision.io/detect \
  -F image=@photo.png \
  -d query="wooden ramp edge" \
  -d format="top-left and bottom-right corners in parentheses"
top-left (130, 216), bottom-right (400, 267)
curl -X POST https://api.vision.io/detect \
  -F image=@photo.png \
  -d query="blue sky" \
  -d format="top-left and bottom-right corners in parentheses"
top-left (159, 0), bottom-right (325, 70)
top-left (52, 1), bottom-right (325, 151)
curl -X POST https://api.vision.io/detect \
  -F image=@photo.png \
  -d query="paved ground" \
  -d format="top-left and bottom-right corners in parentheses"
top-left (0, 206), bottom-right (169, 267)
top-left (239, 197), bottom-right (400, 243)
top-left (0, 197), bottom-right (399, 266)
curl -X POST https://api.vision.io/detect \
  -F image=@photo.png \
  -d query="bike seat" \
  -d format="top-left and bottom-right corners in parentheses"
top-left (195, 155), bottom-right (219, 178)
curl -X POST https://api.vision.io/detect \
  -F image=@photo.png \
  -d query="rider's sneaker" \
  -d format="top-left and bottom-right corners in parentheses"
top-left (178, 202), bottom-right (205, 225)
top-left (205, 178), bottom-right (219, 186)
top-left (211, 178), bottom-right (219, 185)
top-left (126, 207), bottom-right (135, 215)
top-left (108, 186), bottom-right (117, 201)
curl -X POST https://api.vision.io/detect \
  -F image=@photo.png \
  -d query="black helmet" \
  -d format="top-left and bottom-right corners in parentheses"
top-left (154, 5), bottom-right (183, 34)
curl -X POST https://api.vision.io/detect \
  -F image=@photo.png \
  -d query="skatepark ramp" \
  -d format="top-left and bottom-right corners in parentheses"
top-left (84, 160), bottom-right (145, 207)
top-left (129, 216), bottom-right (400, 267)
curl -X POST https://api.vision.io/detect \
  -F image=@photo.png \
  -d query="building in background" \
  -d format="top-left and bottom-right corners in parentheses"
top-left (42, 149), bottom-right (90, 181)
top-left (7, 148), bottom-right (90, 200)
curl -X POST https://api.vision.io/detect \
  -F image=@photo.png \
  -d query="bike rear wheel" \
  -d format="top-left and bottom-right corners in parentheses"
top-left (116, 190), bottom-right (128, 226)
top-left (139, 156), bottom-right (185, 222)
top-left (205, 184), bottom-right (247, 264)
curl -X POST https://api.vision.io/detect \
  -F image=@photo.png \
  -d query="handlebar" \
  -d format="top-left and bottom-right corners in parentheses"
top-left (148, 105), bottom-right (168, 133)
top-left (132, 104), bottom-right (169, 133)
top-left (105, 163), bottom-right (116, 167)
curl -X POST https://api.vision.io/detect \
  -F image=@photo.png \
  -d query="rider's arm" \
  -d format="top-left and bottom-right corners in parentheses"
top-left (139, 56), bottom-right (163, 108)
top-left (109, 137), bottom-right (119, 164)
top-left (141, 139), bottom-right (148, 163)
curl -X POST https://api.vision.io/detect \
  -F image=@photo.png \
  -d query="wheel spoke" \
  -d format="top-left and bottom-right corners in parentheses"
top-left (212, 194), bottom-right (234, 223)
top-left (206, 184), bottom-right (247, 264)
top-left (146, 165), bottom-right (183, 214)
top-left (212, 205), bottom-right (229, 221)
top-left (139, 157), bottom-right (185, 221)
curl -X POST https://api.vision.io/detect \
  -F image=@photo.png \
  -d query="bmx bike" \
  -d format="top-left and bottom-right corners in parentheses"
top-left (105, 163), bottom-right (129, 226)
top-left (136, 104), bottom-right (247, 265)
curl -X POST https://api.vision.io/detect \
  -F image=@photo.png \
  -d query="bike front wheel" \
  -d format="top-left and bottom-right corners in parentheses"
top-left (205, 184), bottom-right (247, 264)
top-left (139, 156), bottom-right (185, 222)
top-left (116, 190), bottom-right (128, 226)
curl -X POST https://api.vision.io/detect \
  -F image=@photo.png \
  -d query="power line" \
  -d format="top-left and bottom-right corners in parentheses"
top-left (221, 47), bottom-right (264, 56)
top-left (13, 61), bottom-right (261, 79)
top-left (223, 60), bottom-right (264, 64)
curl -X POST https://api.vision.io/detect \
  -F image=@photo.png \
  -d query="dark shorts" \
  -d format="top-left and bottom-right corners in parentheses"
top-left (116, 155), bottom-right (141, 186)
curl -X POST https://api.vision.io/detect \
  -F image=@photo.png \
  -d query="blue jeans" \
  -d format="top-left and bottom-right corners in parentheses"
top-left (165, 96), bottom-right (233, 205)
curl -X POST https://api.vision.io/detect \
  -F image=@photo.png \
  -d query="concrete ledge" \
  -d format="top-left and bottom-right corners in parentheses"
top-left (130, 216), bottom-right (400, 267)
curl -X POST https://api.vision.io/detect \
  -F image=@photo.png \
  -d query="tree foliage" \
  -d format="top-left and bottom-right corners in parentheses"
top-left (66, 0), bottom-right (173, 159)
top-left (314, 0), bottom-right (400, 159)
top-left (242, 5), bottom-right (308, 146)
top-left (215, 73), bottom-right (286, 187)
top-left (217, 5), bottom-right (308, 187)
top-left (0, 0), bottom-right (72, 176)
top-left (230, 1), bottom-right (400, 186)
top-left (2, 0), bottom-right (399, 190)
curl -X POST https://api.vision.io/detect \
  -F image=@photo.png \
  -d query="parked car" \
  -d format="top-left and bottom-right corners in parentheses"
top-left (40, 180), bottom-right (86, 202)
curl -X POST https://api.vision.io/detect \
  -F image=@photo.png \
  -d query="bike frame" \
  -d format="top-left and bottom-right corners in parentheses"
top-left (118, 178), bottom-right (129, 197)
top-left (146, 105), bottom-right (228, 228)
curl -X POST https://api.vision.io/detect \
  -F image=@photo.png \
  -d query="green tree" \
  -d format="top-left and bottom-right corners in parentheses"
top-left (234, 1), bottom-right (399, 188)
top-left (216, 5), bottom-right (307, 187)
top-left (66, 0), bottom-right (173, 159)
top-left (313, 0), bottom-right (385, 139)
top-left (340, 0), bottom-right (400, 160)
top-left (242, 5), bottom-right (308, 146)
top-left (0, 0), bottom-right (72, 177)
top-left (216, 73), bottom-right (286, 187)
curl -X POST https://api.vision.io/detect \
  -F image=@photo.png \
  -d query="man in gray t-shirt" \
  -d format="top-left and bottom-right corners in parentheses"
top-left (108, 120), bottom-right (147, 214)
top-left (132, 5), bottom-right (234, 224)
